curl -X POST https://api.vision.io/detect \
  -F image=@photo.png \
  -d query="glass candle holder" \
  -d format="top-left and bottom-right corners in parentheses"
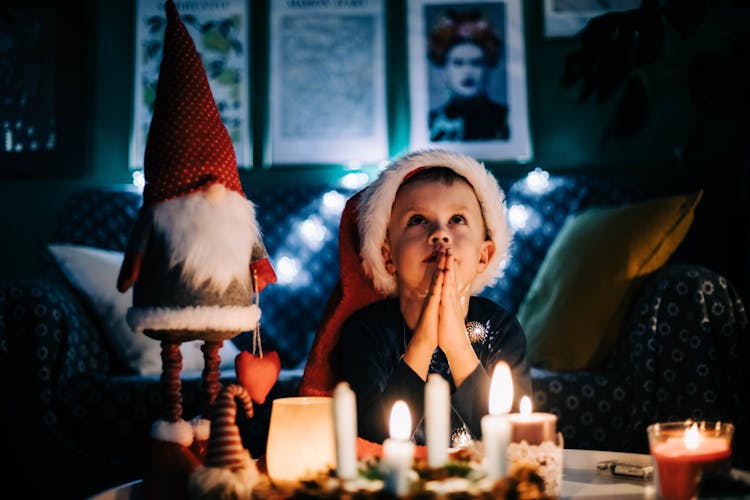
top-left (647, 420), bottom-right (734, 500)
top-left (507, 431), bottom-right (564, 497)
top-left (265, 396), bottom-right (336, 485)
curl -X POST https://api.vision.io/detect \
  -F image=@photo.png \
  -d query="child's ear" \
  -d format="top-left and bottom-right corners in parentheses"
top-left (381, 242), bottom-right (396, 274)
top-left (477, 240), bottom-right (496, 273)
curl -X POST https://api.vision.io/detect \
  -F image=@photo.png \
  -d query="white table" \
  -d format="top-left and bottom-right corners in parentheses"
top-left (95, 448), bottom-right (746, 499)
top-left (89, 449), bottom-right (655, 499)
top-left (562, 449), bottom-right (656, 499)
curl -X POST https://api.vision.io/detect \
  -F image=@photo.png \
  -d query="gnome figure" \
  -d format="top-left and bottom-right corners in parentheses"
top-left (116, 1), bottom-right (275, 496)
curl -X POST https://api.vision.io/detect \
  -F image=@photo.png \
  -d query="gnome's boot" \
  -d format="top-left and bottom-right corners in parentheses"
top-left (143, 435), bottom-right (201, 500)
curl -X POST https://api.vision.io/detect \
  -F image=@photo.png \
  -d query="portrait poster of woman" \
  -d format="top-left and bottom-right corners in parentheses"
top-left (408, 0), bottom-right (531, 162)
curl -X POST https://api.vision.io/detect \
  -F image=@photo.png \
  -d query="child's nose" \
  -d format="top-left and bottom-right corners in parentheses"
top-left (430, 226), bottom-right (451, 245)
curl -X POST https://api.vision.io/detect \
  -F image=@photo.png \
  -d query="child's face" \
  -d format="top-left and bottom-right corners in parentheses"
top-left (382, 177), bottom-right (495, 297)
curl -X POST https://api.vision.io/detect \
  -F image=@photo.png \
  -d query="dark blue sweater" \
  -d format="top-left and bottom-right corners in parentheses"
top-left (335, 296), bottom-right (531, 445)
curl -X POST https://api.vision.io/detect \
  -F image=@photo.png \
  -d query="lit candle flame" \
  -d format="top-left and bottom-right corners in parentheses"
top-left (389, 400), bottom-right (412, 441)
top-left (489, 362), bottom-right (513, 416)
top-left (520, 395), bottom-right (532, 416)
top-left (685, 423), bottom-right (700, 450)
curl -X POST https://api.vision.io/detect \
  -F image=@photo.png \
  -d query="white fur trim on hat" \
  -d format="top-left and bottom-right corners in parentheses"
top-left (127, 305), bottom-right (261, 333)
top-left (191, 416), bottom-right (211, 441)
top-left (151, 418), bottom-right (195, 446)
top-left (357, 149), bottom-right (510, 296)
top-left (188, 463), bottom-right (260, 500)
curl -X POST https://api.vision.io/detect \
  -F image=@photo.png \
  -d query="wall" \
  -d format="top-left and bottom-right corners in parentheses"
top-left (0, 1), bottom-right (746, 301)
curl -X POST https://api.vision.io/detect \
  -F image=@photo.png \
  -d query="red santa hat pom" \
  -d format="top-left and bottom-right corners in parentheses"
top-left (188, 384), bottom-right (261, 499)
top-left (143, 0), bottom-right (243, 206)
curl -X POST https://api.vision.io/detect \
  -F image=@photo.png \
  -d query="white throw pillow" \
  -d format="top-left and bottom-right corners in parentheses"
top-left (47, 244), bottom-right (241, 375)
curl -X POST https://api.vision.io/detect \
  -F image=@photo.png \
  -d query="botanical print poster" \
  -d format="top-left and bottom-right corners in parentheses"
top-left (269, 1), bottom-right (387, 165)
top-left (408, 0), bottom-right (531, 162)
top-left (131, 0), bottom-right (251, 169)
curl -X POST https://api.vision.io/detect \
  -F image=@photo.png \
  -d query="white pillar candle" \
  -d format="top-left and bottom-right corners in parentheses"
top-left (481, 362), bottom-right (513, 481)
top-left (380, 400), bottom-right (414, 496)
top-left (425, 373), bottom-right (450, 467)
top-left (333, 381), bottom-right (358, 479)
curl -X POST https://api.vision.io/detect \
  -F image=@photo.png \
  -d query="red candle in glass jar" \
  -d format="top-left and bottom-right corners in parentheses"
top-left (651, 424), bottom-right (731, 500)
top-left (506, 396), bottom-right (557, 445)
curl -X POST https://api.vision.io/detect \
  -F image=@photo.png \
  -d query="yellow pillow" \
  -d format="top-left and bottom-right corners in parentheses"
top-left (517, 190), bottom-right (703, 370)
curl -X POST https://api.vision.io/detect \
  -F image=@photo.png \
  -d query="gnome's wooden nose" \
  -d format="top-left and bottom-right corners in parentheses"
top-left (204, 183), bottom-right (227, 204)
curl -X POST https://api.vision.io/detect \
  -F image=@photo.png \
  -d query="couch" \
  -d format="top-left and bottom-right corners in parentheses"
top-left (2, 171), bottom-right (748, 498)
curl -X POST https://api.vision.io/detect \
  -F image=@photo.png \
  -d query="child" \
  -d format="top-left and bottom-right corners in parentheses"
top-left (335, 149), bottom-right (531, 445)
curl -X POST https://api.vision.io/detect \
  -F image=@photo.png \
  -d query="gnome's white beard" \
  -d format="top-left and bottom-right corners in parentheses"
top-left (153, 190), bottom-right (260, 294)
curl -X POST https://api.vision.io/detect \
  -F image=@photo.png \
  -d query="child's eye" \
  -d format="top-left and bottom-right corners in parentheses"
top-left (407, 215), bottom-right (427, 226)
top-left (450, 214), bottom-right (466, 224)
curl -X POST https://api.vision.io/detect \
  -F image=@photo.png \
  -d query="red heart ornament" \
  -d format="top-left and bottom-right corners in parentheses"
top-left (235, 350), bottom-right (281, 404)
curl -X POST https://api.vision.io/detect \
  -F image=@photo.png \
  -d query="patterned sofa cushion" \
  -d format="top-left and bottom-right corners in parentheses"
top-left (481, 174), bottom-right (589, 314)
top-left (481, 171), bottom-right (664, 315)
top-left (519, 191), bottom-right (703, 370)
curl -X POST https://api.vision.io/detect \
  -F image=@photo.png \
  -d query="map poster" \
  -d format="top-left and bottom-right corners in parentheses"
top-left (268, 0), bottom-right (388, 165)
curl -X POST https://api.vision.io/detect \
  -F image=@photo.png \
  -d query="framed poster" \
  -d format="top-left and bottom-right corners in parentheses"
top-left (408, 0), bottom-right (531, 162)
top-left (0, 2), bottom-right (84, 176)
top-left (131, 0), bottom-right (252, 169)
top-left (543, 0), bottom-right (641, 38)
top-left (268, 1), bottom-right (388, 165)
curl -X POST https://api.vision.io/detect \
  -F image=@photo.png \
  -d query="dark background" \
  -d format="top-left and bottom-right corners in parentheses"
top-left (1, 0), bottom-right (747, 306)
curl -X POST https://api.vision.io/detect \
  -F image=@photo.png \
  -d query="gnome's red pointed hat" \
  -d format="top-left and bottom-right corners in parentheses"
top-left (151, 0), bottom-right (276, 291)
top-left (118, 0), bottom-right (276, 329)
top-left (142, 0), bottom-right (243, 206)
top-left (299, 149), bottom-right (510, 396)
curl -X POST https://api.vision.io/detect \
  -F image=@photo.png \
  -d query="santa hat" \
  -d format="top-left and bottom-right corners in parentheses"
top-left (188, 384), bottom-right (259, 498)
top-left (299, 149), bottom-right (510, 396)
top-left (142, 0), bottom-right (243, 206)
top-left (359, 148), bottom-right (510, 296)
top-left (299, 193), bottom-right (385, 396)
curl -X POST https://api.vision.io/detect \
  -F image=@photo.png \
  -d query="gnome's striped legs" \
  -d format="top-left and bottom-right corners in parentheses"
top-left (160, 339), bottom-right (183, 422)
top-left (200, 340), bottom-right (223, 418)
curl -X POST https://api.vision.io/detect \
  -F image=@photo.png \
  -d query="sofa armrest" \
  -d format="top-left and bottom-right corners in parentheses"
top-left (0, 278), bottom-right (113, 427)
top-left (531, 368), bottom-right (634, 452)
top-left (0, 278), bottom-right (113, 386)
top-left (610, 263), bottom-right (750, 465)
